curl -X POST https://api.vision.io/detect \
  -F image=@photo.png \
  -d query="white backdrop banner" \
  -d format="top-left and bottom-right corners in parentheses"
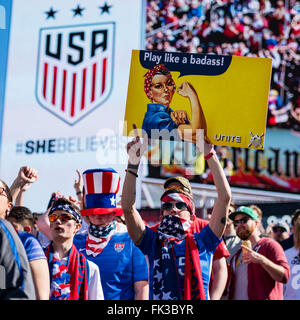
top-left (0, 0), bottom-right (145, 212)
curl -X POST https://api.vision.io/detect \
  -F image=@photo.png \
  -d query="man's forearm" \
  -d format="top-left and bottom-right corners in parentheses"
top-left (121, 165), bottom-right (145, 245)
top-left (258, 254), bottom-right (287, 283)
top-left (10, 178), bottom-right (23, 203)
top-left (207, 153), bottom-right (231, 238)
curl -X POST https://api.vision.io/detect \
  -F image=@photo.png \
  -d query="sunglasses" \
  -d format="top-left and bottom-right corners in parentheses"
top-left (272, 227), bottom-right (286, 234)
top-left (0, 187), bottom-right (7, 198)
top-left (48, 213), bottom-right (76, 223)
top-left (233, 216), bottom-right (250, 227)
top-left (161, 202), bottom-right (190, 212)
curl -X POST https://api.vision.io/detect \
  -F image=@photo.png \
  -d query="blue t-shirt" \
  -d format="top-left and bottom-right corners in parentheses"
top-left (138, 224), bottom-right (221, 300)
top-left (74, 231), bottom-right (148, 300)
top-left (18, 231), bottom-right (47, 262)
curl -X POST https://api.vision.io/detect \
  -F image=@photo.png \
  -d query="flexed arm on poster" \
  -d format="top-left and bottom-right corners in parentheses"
top-left (176, 81), bottom-right (210, 143)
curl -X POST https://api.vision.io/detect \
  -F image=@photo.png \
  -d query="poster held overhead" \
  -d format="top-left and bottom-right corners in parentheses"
top-left (124, 50), bottom-right (272, 150)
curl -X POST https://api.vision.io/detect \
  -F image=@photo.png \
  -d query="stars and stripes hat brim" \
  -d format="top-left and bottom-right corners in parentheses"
top-left (81, 168), bottom-right (123, 217)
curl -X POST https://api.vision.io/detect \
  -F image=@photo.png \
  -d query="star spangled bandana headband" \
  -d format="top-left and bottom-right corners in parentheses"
top-left (144, 64), bottom-right (176, 99)
top-left (49, 203), bottom-right (82, 224)
top-left (161, 192), bottom-right (193, 215)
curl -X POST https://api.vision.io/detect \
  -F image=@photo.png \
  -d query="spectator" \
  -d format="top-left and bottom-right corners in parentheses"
top-left (223, 202), bottom-right (241, 261)
top-left (284, 216), bottom-right (300, 300)
top-left (0, 179), bottom-right (36, 299)
top-left (272, 221), bottom-right (290, 243)
top-left (249, 204), bottom-right (266, 236)
top-left (163, 175), bottom-right (230, 300)
top-left (281, 209), bottom-right (300, 251)
top-left (0, 179), bottom-right (13, 219)
top-left (7, 206), bottom-right (34, 233)
top-left (45, 197), bottom-right (104, 300)
top-left (3, 173), bottom-right (50, 300)
top-left (74, 168), bottom-right (149, 300)
top-left (0, 217), bottom-right (36, 299)
top-left (228, 206), bottom-right (290, 300)
top-left (122, 128), bottom-right (231, 300)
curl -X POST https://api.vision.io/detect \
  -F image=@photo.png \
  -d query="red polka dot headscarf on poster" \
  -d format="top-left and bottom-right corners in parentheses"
top-left (144, 64), bottom-right (176, 99)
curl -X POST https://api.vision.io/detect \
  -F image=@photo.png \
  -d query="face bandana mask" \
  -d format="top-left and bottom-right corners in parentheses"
top-left (86, 220), bottom-right (117, 257)
top-left (157, 215), bottom-right (191, 243)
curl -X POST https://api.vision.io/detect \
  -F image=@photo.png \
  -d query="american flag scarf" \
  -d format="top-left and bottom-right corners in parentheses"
top-left (156, 215), bottom-right (206, 300)
top-left (86, 220), bottom-right (118, 257)
top-left (45, 243), bottom-right (88, 300)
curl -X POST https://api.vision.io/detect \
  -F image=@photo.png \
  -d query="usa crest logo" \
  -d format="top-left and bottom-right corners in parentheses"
top-left (114, 243), bottom-right (125, 253)
top-left (36, 22), bottom-right (115, 125)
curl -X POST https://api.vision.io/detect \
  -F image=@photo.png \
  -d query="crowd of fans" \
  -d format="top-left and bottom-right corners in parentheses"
top-left (145, 0), bottom-right (300, 130)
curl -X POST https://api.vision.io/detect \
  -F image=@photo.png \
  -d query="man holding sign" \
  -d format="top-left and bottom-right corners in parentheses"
top-left (121, 127), bottom-right (231, 300)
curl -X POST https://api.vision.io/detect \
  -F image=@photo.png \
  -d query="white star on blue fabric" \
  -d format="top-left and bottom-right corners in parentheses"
top-left (110, 196), bottom-right (116, 206)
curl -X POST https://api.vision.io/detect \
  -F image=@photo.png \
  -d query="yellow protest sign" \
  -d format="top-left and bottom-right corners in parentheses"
top-left (124, 50), bottom-right (272, 149)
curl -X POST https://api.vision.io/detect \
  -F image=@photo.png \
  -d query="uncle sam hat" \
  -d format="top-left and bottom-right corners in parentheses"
top-left (81, 168), bottom-right (122, 216)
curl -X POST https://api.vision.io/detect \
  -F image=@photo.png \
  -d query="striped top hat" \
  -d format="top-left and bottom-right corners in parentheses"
top-left (81, 168), bottom-right (122, 216)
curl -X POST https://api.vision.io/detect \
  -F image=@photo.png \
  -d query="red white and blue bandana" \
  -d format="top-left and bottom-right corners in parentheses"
top-left (161, 192), bottom-right (194, 215)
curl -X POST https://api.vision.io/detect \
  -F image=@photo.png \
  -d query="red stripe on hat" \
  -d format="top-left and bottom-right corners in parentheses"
top-left (85, 172), bottom-right (95, 194)
top-left (115, 175), bottom-right (120, 194)
top-left (102, 172), bottom-right (113, 193)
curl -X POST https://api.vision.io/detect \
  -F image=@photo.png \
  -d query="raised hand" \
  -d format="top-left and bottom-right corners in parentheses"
top-left (74, 169), bottom-right (83, 193)
top-left (18, 166), bottom-right (38, 186)
top-left (126, 124), bottom-right (148, 165)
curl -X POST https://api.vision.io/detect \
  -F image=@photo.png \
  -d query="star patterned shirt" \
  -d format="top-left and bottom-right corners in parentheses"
top-left (74, 229), bottom-right (148, 300)
top-left (138, 224), bottom-right (221, 300)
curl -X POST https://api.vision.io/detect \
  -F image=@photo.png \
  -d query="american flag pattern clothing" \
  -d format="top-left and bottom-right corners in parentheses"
top-left (157, 215), bottom-right (191, 243)
top-left (138, 224), bottom-right (221, 300)
top-left (49, 251), bottom-right (71, 300)
top-left (81, 168), bottom-right (122, 216)
top-left (86, 221), bottom-right (118, 257)
top-left (45, 243), bottom-right (89, 300)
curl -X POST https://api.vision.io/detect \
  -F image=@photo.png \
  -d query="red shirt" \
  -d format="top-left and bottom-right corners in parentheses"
top-left (228, 237), bottom-right (290, 300)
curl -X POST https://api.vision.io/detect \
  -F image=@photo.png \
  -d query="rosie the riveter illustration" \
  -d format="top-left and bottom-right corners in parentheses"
top-left (142, 64), bottom-right (209, 143)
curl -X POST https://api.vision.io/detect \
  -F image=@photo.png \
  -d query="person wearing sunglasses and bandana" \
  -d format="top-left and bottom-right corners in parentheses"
top-left (152, 176), bottom-right (231, 300)
top-left (122, 128), bottom-right (231, 300)
top-left (227, 206), bottom-right (290, 300)
top-left (45, 198), bottom-right (104, 300)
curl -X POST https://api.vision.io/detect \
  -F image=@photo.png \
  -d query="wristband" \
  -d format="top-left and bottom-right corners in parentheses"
top-left (125, 169), bottom-right (138, 178)
top-left (128, 163), bottom-right (139, 170)
top-left (76, 191), bottom-right (83, 195)
top-left (204, 150), bottom-right (215, 161)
